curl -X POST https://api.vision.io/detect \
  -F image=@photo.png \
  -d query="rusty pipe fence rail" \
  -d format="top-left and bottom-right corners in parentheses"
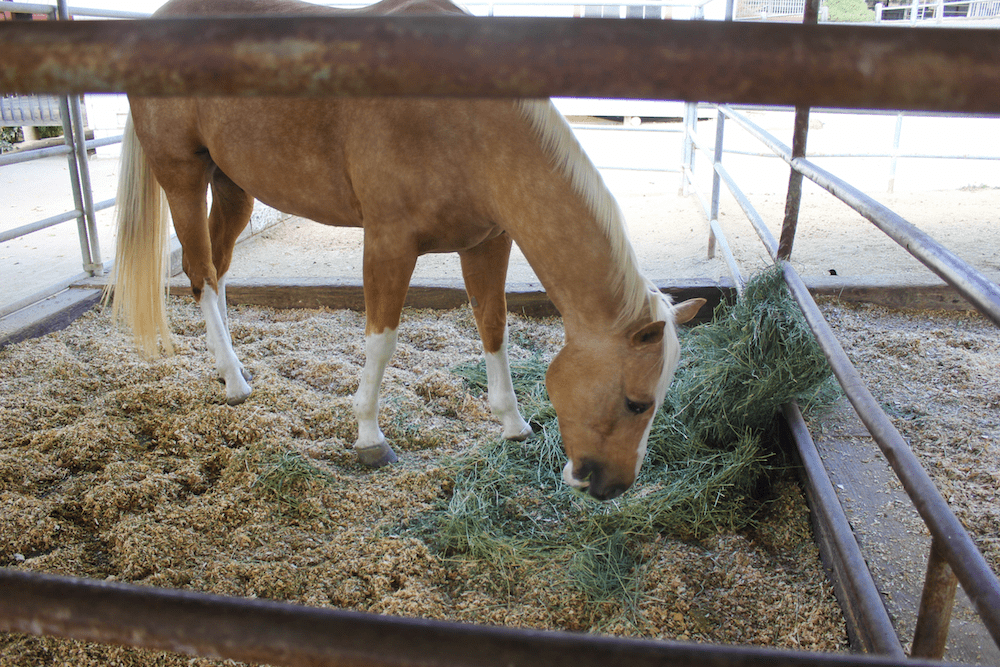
top-left (0, 567), bottom-right (961, 667)
top-left (2, 8), bottom-right (1000, 666)
top-left (3, 17), bottom-right (1000, 111)
top-left (683, 96), bottom-right (1000, 655)
top-left (716, 104), bottom-right (1000, 327)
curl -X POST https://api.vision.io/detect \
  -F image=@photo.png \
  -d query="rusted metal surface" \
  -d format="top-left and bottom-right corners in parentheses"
top-left (911, 538), bottom-right (960, 660)
top-left (781, 402), bottom-right (905, 657)
top-left (0, 567), bottom-right (957, 667)
top-left (777, 105), bottom-right (810, 260)
top-left (1, 17), bottom-right (1000, 112)
top-left (779, 263), bottom-right (1000, 651)
top-left (776, 0), bottom-right (818, 261)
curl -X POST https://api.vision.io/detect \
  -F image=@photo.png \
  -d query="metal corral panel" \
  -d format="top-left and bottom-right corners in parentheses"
top-left (1, 93), bottom-right (63, 126)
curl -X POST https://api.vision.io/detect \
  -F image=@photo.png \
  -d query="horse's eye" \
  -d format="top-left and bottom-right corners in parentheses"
top-left (625, 398), bottom-right (653, 415)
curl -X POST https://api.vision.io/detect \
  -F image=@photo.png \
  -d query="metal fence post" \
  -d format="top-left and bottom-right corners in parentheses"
top-left (911, 538), bottom-right (959, 659)
top-left (55, 0), bottom-right (103, 276)
top-left (680, 102), bottom-right (690, 195)
top-left (776, 0), bottom-right (819, 261)
top-left (707, 0), bottom-right (735, 260)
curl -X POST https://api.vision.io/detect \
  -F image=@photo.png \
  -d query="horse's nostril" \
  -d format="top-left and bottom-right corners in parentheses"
top-left (575, 460), bottom-right (596, 482)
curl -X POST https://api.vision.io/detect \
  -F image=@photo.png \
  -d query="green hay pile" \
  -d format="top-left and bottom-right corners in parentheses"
top-left (405, 266), bottom-right (835, 599)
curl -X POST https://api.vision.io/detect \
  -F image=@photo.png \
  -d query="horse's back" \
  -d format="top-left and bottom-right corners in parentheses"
top-left (154, 0), bottom-right (468, 17)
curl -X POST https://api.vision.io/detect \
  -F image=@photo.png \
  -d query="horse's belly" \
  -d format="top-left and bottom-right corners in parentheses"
top-left (246, 184), bottom-right (363, 229)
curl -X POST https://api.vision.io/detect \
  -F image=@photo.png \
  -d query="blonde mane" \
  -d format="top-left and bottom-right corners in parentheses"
top-left (514, 99), bottom-right (656, 329)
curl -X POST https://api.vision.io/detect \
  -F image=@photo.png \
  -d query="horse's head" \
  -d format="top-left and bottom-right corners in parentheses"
top-left (547, 295), bottom-right (705, 500)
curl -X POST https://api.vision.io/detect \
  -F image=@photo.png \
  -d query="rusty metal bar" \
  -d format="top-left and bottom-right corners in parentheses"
top-left (776, 0), bottom-right (819, 260)
top-left (782, 402), bottom-right (905, 657)
top-left (778, 262), bottom-right (1000, 650)
top-left (777, 105), bottom-right (810, 260)
top-left (0, 567), bottom-right (957, 667)
top-left (1, 17), bottom-right (1000, 112)
top-left (911, 538), bottom-right (960, 660)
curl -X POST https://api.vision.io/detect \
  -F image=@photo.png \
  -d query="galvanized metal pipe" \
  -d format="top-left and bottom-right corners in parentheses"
top-left (719, 105), bottom-right (1000, 327)
top-left (3, 2), bottom-right (56, 15)
top-left (707, 108), bottom-right (726, 259)
top-left (2, 18), bottom-right (1000, 113)
top-left (67, 92), bottom-right (103, 274)
top-left (0, 567), bottom-right (954, 667)
top-left (0, 142), bottom-right (72, 166)
top-left (911, 537), bottom-right (959, 660)
top-left (713, 161), bottom-right (779, 257)
top-left (708, 217), bottom-right (745, 292)
top-left (0, 134), bottom-right (122, 168)
top-left (715, 148), bottom-right (1000, 161)
top-left (0, 208), bottom-right (83, 244)
top-left (779, 262), bottom-right (1000, 649)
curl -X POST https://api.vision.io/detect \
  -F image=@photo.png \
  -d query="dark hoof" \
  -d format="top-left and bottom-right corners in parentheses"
top-left (355, 441), bottom-right (398, 467)
top-left (506, 424), bottom-right (534, 442)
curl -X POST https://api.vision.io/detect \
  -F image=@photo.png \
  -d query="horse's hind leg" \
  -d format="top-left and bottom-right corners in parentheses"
top-left (159, 157), bottom-right (251, 405)
top-left (206, 169), bottom-right (253, 353)
top-left (460, 233), bottom-right (532, 441)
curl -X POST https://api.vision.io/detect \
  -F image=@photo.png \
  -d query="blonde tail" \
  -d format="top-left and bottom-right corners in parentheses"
top-left (105, 113), bottom-right (175, 357)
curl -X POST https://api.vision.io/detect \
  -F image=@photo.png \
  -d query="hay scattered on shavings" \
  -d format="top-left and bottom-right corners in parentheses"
top-left (0, 293), bottom-right (848, 665)
top-left (411, 267), bottom-right (837, 620)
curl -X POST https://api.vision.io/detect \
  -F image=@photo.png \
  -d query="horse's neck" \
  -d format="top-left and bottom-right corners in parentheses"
top-left (488, 107), bottom-right (644, 337)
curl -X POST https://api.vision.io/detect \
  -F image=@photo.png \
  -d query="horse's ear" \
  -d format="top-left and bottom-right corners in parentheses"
top-left (672, 298), bottom-right (707, 325)
top-left (631, 320), bottom-right (665, 348)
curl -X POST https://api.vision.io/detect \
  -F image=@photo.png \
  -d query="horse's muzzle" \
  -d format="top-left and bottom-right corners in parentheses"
top-left (563, 460), bottom-right (629, 501)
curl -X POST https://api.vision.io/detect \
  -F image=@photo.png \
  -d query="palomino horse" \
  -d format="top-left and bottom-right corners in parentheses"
top-left (110, 0), bottom-right (705, 500)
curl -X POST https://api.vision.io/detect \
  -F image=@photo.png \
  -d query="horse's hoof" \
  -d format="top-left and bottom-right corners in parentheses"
top-left (227, 391), bottom-right (251, 406)
top-left (355, 441), bottom-right (398, 467)
top-left (505, 423), bottom-right (534, 442)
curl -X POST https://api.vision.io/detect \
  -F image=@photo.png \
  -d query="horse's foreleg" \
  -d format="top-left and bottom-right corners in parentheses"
top-left (353, 237), bottom-right (417, 466)
top-left (353, 328), bottom-right (399, 466)
top-left (460, 233), bottom-right (532, 442)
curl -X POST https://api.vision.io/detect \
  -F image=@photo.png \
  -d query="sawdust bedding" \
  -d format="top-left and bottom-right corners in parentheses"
top-left (816, 300), bottom-right (1000, 575)
top-left (13, 296), bottom-right (994, 664)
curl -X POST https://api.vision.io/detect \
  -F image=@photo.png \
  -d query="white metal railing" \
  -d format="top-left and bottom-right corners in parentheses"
top-left (874, 0), bottom-right (1000, 22)
top-left (735, 0), bottom-right (805, 19)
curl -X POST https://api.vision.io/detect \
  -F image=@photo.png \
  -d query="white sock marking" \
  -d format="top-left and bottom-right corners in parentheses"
top-left (353, 328), bottom-right (397, 450)
top-left (484, 339), bottom-right (532, 441)
top-left (200, 283), bottom-right (251, 404)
